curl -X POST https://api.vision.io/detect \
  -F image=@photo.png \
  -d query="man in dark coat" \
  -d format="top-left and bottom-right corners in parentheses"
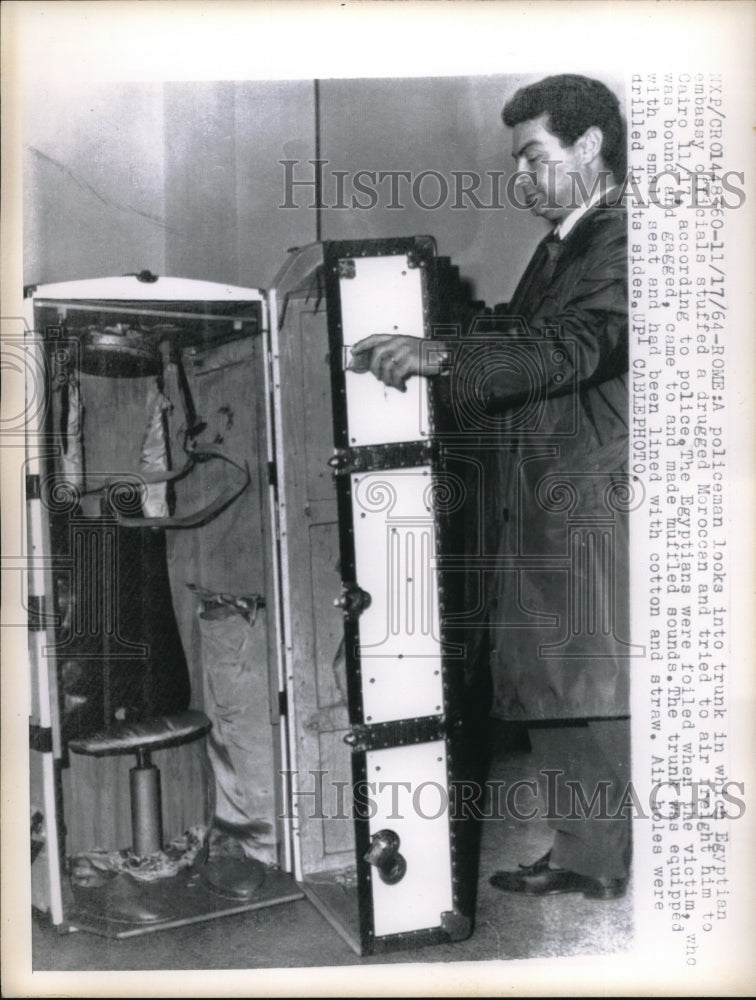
top-left (352, 74), bottom-right (631, 900)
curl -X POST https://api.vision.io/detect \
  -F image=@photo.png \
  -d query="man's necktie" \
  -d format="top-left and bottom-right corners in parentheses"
top-left (543, 230), bottom-right (564, 275)
top-left (509, 230), bottom-right (564, 317)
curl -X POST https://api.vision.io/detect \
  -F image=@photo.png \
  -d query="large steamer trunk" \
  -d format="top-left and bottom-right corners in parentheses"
top-left (25, 239), bottom-right (482, 954)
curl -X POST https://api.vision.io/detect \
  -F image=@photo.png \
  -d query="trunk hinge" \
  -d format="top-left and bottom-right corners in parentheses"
top-left (28, 595), bottom-right (48, 631)
top-left (26, 474), bottom-right (41, 501)
top-left (29, 724), bottom-right (54, 753)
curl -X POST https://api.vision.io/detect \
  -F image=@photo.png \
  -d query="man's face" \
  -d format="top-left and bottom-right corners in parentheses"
top-left (510, 113), bottom-right (584, 222)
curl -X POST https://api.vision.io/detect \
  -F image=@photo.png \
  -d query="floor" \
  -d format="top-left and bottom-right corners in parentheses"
top-left (30, 723), bottom-right (634, 979)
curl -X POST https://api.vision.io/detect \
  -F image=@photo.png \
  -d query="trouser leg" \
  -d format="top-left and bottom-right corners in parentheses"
top-left (529, 718), bottom-right (632, 880)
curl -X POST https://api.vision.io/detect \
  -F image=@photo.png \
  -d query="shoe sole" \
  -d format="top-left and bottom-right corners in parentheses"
top-left (490, 880), bottom-right (627, 900)
top-left (582, 884), bottom-right (627, 900)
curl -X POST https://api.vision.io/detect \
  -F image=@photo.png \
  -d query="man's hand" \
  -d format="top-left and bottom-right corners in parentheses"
top-left (349, 334), bottom-right (447, 392)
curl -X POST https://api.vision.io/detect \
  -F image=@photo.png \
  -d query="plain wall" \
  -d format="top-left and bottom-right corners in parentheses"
top-left (23, 82), bottom-right (167, 285)
top-left (162, 79), bottom-right (317, 288)
top-left (22, 79), bottom-right (320, 291)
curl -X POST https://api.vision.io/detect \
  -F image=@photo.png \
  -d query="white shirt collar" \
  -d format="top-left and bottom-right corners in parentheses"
top-left (555, 183), bottom-right (617, 240)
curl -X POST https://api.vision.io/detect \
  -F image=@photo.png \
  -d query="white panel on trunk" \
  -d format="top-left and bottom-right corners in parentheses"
top-left (339, 255), bottom-right (430, 446)
top-left (366, 741), bottom-right (453, 937)
top-left (351, 467), bottom-right (443, 723)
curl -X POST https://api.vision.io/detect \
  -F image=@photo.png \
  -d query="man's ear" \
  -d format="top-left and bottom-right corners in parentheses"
top-left (577, 125), bottom-right (604, 165)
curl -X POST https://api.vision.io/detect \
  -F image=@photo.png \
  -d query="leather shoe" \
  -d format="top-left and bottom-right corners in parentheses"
top-left (489, 852), bottom-right (627, 900)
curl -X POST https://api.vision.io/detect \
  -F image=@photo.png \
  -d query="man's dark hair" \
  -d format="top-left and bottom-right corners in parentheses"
top-left (502, 74), bottom-right (626, 180)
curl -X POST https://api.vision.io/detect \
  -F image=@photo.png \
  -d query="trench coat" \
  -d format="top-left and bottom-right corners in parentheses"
top-left (442, 195), bottom-right (630, 722)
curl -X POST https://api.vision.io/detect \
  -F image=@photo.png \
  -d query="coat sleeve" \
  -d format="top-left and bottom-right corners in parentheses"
top-left (439, 216), bottom-right (627, 414)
